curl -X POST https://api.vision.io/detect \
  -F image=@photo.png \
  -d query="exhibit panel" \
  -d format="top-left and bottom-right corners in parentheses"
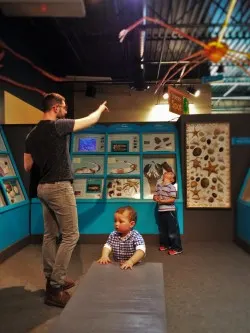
top-left (30, 123), bottom-right (184, 235)
top-left (236, 168), bottom-right (250, 246)
top-left (0, 126), bottom-right (29, 252)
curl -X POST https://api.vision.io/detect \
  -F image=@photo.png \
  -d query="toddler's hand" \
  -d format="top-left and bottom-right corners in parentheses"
top-left (97, 256), bottom-right (111, 264)
top-left (120, 259), bottom-right (134, 270)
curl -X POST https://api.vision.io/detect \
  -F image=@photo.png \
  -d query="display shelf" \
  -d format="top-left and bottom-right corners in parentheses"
top-left (237, 169), bottom-right (250, 246)
top-left (0, 126), bottom-right (28, 211)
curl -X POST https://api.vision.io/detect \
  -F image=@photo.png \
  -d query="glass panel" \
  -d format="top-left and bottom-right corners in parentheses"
top-left (108, 134), bottom-right (139, 152)
top-left (107, 155), bottom-right (140, 175)
top-left (143, 133), bottom-right (175, 152)
top-left (107, 178), bottom-right (140, 199)
top-left (242, 177), bottom-right (250, 202)
top-left (3, 179), bottom-right (25, 204)
top-left (0, 188), bottom-right (7, 207)
top-left (72, 155), bottom-right (104, 175)
top-left (0, 134), bottom-right (6, 151)
top-left (143, 155), bottom-right (177, 199)
top-left (73, 178), bottom-right (103, 199)
top-left (73, 134), bottom-right (105, 153)
top-left (0, 155), bottom-right (16, 178)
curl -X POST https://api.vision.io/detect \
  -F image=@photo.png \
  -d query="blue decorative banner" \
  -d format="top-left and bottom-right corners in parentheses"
top-left (232, 137), bottom-right (250, 145)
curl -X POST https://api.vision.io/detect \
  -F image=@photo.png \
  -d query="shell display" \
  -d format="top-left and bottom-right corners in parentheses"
top-left (186, 123), bottom-right (231, 208)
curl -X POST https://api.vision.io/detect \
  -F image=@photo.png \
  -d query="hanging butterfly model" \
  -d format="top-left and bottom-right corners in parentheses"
top-left (119, 0), bottom-right (250, 93)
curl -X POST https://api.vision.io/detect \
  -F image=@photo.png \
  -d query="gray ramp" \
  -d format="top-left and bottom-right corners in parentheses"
top-left (50, 262), bottom-right (167, 333)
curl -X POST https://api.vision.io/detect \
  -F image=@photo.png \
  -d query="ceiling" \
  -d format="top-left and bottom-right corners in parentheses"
top-left (0, 0), bottom-right (249, 112)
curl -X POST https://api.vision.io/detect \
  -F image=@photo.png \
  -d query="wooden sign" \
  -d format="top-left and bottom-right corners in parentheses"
top-left (168, 85), bottom-right (189, 115)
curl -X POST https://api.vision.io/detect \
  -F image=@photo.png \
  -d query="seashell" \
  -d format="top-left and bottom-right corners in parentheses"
top-left (214, 128), bottom-right (220, 135)
top-left (219, 136), bottom-right (224, 141)
top-left (217, 183), bottom-right (223, 192)
top-left (217, 176), bottom-right (225, 185)
top-left (212, 177), bottom-right (217, 183)
top-left (201, 178), bottom-right (209, 188)
top-left (212, 193), bottom-right (217, 198)
top-left (218, 156), bottom-right (224, 163)
top-left (207, 139), bottom-right (211, 144)
top-left (199, 132), bottom-right (204, 136)
top-left (154, 137), bottom-right (161, 144)
top-left (191, 181), bottom-right (197, 187)
top-left (204, 155), bottom-right (209, 160)
top-left (191, 140), bottom-right (199, 145)
top-left (220, 165), bottom-right (225, 171)
top-left (208, 197), bottom-right (214, 203)
top-left (196, 177), bottom-right (200, 182)
top-left (193, 147), bottom-right (202, 156)
top-left (219, 147), bottom-right (224, 152)
top-left (190, 146), bottom-right (195, 149)
top-left (191, 176), bottom-right (195, 180)
top-left (163, 137), bottom-right (170, 142)
top-left (208, 148), bottom-right (214, 154)
top-left (200, 136), bottom-right (206, 142)
top-left (210, 156), bottom-right (215, 162)
top-left (213, 136), bottom-right (217, 139)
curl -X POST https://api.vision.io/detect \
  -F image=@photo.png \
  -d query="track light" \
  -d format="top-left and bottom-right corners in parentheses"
top-left (187, 86), bottom-right (200, 97)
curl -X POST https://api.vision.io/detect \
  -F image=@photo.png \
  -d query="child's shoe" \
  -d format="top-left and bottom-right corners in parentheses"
top-left (159, 246), bottom-right (167, 251)
top-left (168, 249), bottom-right (183, 255)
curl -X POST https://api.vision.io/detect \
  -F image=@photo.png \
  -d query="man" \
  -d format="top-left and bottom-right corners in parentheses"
top-left (24, 93), bottom-right (108, 308)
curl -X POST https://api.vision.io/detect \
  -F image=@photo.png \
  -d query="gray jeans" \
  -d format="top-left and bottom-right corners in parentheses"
top-left (37, 181), bottom-right (79, 286)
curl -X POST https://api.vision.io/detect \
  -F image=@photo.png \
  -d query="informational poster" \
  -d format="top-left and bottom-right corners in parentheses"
top-left (106, 178), bottom-right (140, 199)
top-left (73, 133), bottom-right (105, 153)
top-left (72, 155), bottom-right (104, 175)
top-left (73, 178), bottom-right (103, 199)
top-left (0, 155), bottom-right (15, 178)
top-left (143, 155), bottom-right (177, 199)
top-left (107, 156), bottom-right (140, 175)
top-left (143, 133), bottom-right (175, 152)
top-left (3, 180), bottom-right (25, 204)
top-left (186, 123), bottom-right (231, 208)
top-left (108, 134), bottom-right (139, 152)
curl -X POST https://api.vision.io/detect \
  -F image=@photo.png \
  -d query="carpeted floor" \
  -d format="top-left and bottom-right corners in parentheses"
top-left (0, 242), bottom-right (250, 333)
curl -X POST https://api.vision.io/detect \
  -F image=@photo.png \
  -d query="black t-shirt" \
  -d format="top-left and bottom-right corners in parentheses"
top-left (25, 119), bottom-right (75, 184)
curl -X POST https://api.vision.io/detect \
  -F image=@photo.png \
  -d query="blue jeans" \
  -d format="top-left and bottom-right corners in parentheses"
top-left (158, 211), bottom-right (182, 251)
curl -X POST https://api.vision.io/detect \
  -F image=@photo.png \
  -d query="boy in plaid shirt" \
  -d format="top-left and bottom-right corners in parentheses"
top-left (153, 170), bottom-right (183, 255)
top-left (97, 206), bottom-right (146, 270)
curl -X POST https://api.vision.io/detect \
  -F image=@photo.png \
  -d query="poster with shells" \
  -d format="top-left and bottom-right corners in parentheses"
top-left (186, 123), bottom-right (231, 208)
top-left (107, 178), bottom-right (140, 199)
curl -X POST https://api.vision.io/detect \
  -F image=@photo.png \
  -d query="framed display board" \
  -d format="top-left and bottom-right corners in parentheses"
top-left (72, 155), bottom-right (104, 175)
top-left (71, 123), bottom-right (182, 202)
top-left (0, 155), bottom-right (16, 177)
top-left (0, 188), bottom-right (7, 207)
top-left (186, 122), bottom-right (231, 208)
top-left (108, 134), bottom-right (139, 153)
top-left (143, 155), bottom-right (177, 199)
top-left (72, 133), bottom-right (105, 153)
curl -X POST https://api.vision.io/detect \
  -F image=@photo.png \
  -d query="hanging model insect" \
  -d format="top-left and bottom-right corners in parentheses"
top-left (119, 0), bottom-right (250, 94)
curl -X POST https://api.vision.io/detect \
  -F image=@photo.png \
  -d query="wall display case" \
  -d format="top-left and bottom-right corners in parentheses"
top-left (0, 127), bottom-right (28, 209)
top-left (71, 123), bottom-right (182, 203)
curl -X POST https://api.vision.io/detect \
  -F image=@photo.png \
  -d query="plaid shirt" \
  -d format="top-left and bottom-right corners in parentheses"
top-left (104, 230), bottom-right (146, 262)
top-left (154, 182), bottom-right (177, 212)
